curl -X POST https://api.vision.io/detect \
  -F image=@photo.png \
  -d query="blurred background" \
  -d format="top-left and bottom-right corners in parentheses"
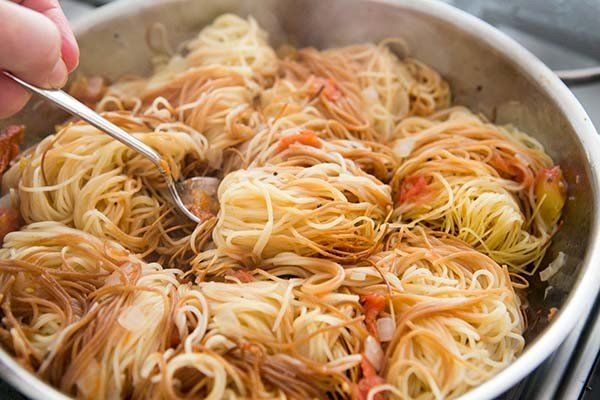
top-left (2, 1), bottom-right (600, 399)
top-left (61, 0), bottom-right (600, 129)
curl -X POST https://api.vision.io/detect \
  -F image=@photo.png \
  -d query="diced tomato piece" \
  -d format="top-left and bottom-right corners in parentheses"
top-left (310, 76), bottom-right (342, 101)
top-left (0, 208), bottom-right (21, 244)
top-left (361, 294), bottom-right (386, 338)
top-left (490, 152), bottom-right (513, 175)
top-left (489, 152), bottom-right (527, 183)
top-left (0, 125), bottom-right (23, 175)
top-left (537, 165), bottom-right (564, 184)
top-left (276, 130), bottom-right (322, 153)
top-left (357, 356), bottom-right (386, 400)
top-left (229, 269), bottom-right (254, 283)
top-left (397, 175), bottom-right (429, 203)
top-left (360, 355), bottom-right (378, 378)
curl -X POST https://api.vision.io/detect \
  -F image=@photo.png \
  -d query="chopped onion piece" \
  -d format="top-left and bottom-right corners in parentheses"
top-left (392, 136), bottom-right (417, 157)
top-left (118, 306), bottom-right (146, 332)
top-left (540, 252), bottom-right (566, 282)
top-left (364, 335), bottom-right (384, 372)
top-left (104, 264), bottom-right (136, 286)
top-left (350, 271), bottom-right (366, 281)
top-left (376, 317), bottom-right (395, 342)
top-left (362, 86), bottom-right (379, 102)
top-left (544, 285), bottom-right (553, 300)
top-left (105, 271), bottom-right (121, 286)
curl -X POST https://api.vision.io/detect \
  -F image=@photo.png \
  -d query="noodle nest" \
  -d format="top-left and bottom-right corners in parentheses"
top-left (0, 13), bottom-right (566, 400)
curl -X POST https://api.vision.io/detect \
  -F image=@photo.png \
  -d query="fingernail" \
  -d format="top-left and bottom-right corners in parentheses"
top-left (46, 59), bottom-right (68, 89)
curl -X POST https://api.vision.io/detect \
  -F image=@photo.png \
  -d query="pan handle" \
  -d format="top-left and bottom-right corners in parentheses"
top-left (555, 66), bottom-right (600, 85)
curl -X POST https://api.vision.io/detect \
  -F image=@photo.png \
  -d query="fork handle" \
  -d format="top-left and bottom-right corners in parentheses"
top-left (3, 70), bottom-right (165, 169)
top-left (3, 70), bottom-right (201, 223)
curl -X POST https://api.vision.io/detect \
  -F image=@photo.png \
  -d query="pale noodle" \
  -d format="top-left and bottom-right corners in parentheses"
top-left (0, 13), bottom-right (566, 400)
top-left (346, 227), bottom-right (524, 399)
top-left (3, 112), bottom-right (213, 265)
top-left (212, 163), bottom-right (391, 264)
top-left (391, 107), bottom-right (557, 272)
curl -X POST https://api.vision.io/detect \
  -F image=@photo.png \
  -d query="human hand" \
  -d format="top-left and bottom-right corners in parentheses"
top-left (0, 0), bottom-right (80, 118)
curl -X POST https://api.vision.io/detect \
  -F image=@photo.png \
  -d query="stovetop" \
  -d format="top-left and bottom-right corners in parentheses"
top-left (1, 1), bottom-right (599, 399)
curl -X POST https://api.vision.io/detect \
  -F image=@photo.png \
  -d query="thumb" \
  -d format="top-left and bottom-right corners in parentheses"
top-left (0, 1), bottom-right (68, 88)
top-left (19, 0), bottom-right (80, 73)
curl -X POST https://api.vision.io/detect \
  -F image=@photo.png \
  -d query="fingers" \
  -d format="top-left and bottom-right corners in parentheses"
top-left (18, 0), bottom-right (80, 72)
top-left (0, 1), bottom-right (67, 88)
top-left (0, 0), bottom-right (80, 118)
top-left (0, 0), bottom-right (75, 118)
top-left (0, 75), bottom-right (31, 119)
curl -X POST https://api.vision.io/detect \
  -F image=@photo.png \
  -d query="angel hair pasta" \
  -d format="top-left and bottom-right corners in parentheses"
top-left (0, 13), bottom-right (566, 400)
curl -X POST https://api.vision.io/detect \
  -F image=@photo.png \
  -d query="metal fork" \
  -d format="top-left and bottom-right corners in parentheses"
top-left (3, 70), bottom-right (219, 224)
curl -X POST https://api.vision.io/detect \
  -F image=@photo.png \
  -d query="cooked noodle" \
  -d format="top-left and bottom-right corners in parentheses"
top-left (4, 112), bottom-right (213, 265)
top-left (350, 227), bottom-right (524, 399)
top-left (0, 13), bottom-right (566, 400)
top-left (390, 107), bottom-right (559, 271)
top-left (212, 163), bottom-right (391, 264)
